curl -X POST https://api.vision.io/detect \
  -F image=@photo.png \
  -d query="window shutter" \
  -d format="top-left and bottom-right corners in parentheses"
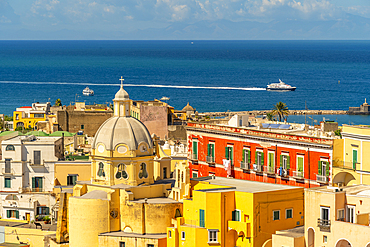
top-left (287, 156), bottom-right (290, 170)
top-left (298, 157), bottom-right (303, 172)
top-left (242, 150), bottom-right (245, 163)
top-left (326, 162), bottom-right (330, 177)
top-left (32, 177), bottom-right (35, 189)
top-left (40, 177), bottom-right (43, 190)
top-left (207, 144), bottom-right (210, 156)
top-left (261, 152), bottom-right (264, 166)
top-left (72, 176), bottom-right (77, 185)
top-left (232, 210), bottom-right (236, 221)
top-left (16, 210), bottom-right (19, 219)
top-left (280, 155), bottom-right (283, 167)
top-left (237, 210), bottom-right (240, 221)
top-left (46, 207), bottom-right (50, 215)
top-left (318, 161), bottom-right (322, 175)
top-left (193, 141), bottom-right (197, 155)
top-left (225, 147), bottom-right (229, 160)
top-left (255, 151), bottom-right (258, 164)
top-left (212, 144), bottom-right (215, 157)
top-left (230, 147), bottom-right (233, 161)
top-left (199, 209), bottom-right (205, 227)
top-left (248, 150), bottom-right (251, 164)
top-left (7, 210), bottom-right (10, 218)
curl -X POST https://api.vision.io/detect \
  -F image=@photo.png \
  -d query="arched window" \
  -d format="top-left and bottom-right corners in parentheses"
top-left (139, 163), bottom-right (148, 179)
top-left (97, 162), bottom-right (105, 177)
top-left (6, 145), bottom-right (15, 151)
top-left (116, 164), bottom-right (128, 179)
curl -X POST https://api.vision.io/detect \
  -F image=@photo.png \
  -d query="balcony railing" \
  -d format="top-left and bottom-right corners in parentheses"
top-left (2, 168), bottom-right (16, 175)
top-left (264, 166), bottom-right (275, 174)
top-left (206, 156), bottom-right (215, 163)
top-left (293, 170), bottom-right (304, 178)
top-left (240, 161), bottom-right (250, 170)
top-left (278, 168), bottom-right (289, 177)
top-left (316, 174), bottom-right (328, 183)
top-left (253, 164), bottom-right (263, 173)
top-left (333, 160), bottom-right (359, 170)
top-left (191, 153), bottom-right (198, 161)
top-left (31, 188), bottom-right (43, 192)
top-left (317, 218), bottom-right (331, 232)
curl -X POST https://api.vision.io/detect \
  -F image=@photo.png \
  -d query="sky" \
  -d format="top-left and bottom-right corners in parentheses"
top-left (1, 0), bottom-right (370, 39)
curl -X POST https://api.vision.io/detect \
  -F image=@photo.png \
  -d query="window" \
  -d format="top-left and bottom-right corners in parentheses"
top-left (192, 171), bottom-right (198, 178)
top-left (16, 114), bottom-right (19, 120)
top-left (147, 245), bottom-right (154, 247)
top-left (320, 206), bottom-right (330, 225)
top-left (241, 149), bottom-right (251, 169)
top-left (318, 160), bottom-right (329, 177)
top-left (32, 177), bottom-right (43, 192)
top-left (181, 231), bottom-right (185, 240)
top-left (353, 149), bottom-right (358, 169)
top-left (67, 175), bottom-right (78, 186)
top-left (192, 141), bottom-right (198, 160)
top-left (119, 242), bottom-right (125, 247)
top-left (81, 125), bottom-right (84, 130)
top-left (323, 235), bottom-right (327, 243)
top-left (286, 208), bottom-right (293, 219)
top-left (34, 114), bottom-right (44, 118)
top-left (163, 167), bottom-right (167, 179)
top-left (168, 230), bottom-right (172, 238)
top-left (268, 152), bottom-right (275, 172)
top-left (4, 177), bottom-right (11, 188)
top-left (207, 142), bottom-right (215, 162)
top-left (280, 154), bottom-right (290, 170)
top-left (5, 159), bottom-right (11, 174)
top-left (97, 162), bottom-right (105, 177)
top-left (116, 164), bottom-right (128, 179)
top-left (225, 146), bottom-right (233, 163)
top-left (232, 210), bottom-right (241, 221)
top-left (37, 206), bottom-right (49, 215)
top-left (273, 210), bottom-right (280, 220)
top-left (338, 209), bottom-right (345, 221)
top-left (199, 209), bottom-right (205, 227)
top-left (5, 145), bottom-right (15, 151)
top-left (255, 150), bottom-right (264, 166)
top-left (6, 210), bottom-right (19, 219)
top-left (208, 229), bottom-right (218, 243)
top-left (138, 163), bottom-right (148, 179)
top-left (34, 150), bottom-right (41, 165)
top-left (347, 205), bottom-right (355, 223)
top-left (297, 156), bottom-right (304, 174)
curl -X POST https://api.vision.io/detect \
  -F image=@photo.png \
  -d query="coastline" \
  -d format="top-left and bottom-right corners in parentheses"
top-left (202, 110), bottom-right (347, 118)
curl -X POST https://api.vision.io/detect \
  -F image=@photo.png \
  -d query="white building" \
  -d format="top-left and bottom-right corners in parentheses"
top-left (0, 135), bottom-right (63, 221)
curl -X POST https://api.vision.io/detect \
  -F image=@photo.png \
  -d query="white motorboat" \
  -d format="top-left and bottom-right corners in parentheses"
top-left (266, 79), bottom-right (296, 91)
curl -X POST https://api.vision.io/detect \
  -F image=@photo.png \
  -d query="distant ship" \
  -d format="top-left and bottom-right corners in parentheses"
top-left (266, 79), bottom-right (296, 91)
top-left (82, 86), bottom-right (94, 96)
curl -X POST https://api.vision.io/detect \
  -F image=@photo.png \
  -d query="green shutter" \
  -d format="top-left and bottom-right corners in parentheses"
top-left (232, 210), bottom-right (236, 221)
top-left (15, 211), bottom-right (19, 219)
top-left (287, 156), bottom-right (290, 170)
top-left (261, 152), bottom-right (264, 166)
top-left (248, 150), bottom-right (251, 164)
top-left (40, 178), bottom-right (43, 190)
top-left (255, 151), bottom-right (258, 164)
top-left (225, 147), bottom-right (229, 160)
top-left (207, 144), bottom-right (210, 156)
top-left (280, 155), bottom-right (283, 167)
top-left (269, 153), bottom-right (274, 168)
top-left (7, 210), bottom-right (10, 218)
top-left (242, 150), bottom-right (245, 163)
top-left (212, 144), bottom-right (215, 157)
top-left (318, 161), bottom-right (322, 175)
top-left (46, 207), bottom-right (50, 215)
top-left (193, 141), bottom-right (197, 155)
top-left (230, 147), bottom-right (233, 161)
top-left (32, 177), bottom-right (35, 189)
top-left (326, 162), bottom-right (330, 177)
top-left (298, 157), bottom-right (303, 172)
top-left (72, 176), bottom-right (77, 185)
top-left (237, 210), bottom-right (241, 221)
top-left (353, 150), bottom-right (357, 169)
top-left (199, 209), bottom-right (205, 227)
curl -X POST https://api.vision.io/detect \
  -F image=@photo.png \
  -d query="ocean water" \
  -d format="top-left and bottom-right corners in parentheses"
top-left (0, 40), bottom-right (370, 125)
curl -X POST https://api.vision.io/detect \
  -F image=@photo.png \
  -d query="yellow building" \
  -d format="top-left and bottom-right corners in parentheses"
top-left (13, 102), bottom-right (50, 130)
top-left (168, 176), bottom-right (304, 247)
top-left (305, 185), bottom-right (370, 247)
top-left (332, 125), bottom-right (370, 186)
top-left (54, 79), bottom-right (182, 247)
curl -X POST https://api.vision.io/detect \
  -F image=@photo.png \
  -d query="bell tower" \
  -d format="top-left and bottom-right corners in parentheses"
top-left (113, 76), bottom-right (131, 117)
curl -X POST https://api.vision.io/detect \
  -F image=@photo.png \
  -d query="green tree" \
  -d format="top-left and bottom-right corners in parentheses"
top-left (4, 115), bottom-right (12, 121)
top-left (55, 98), bottom-right (62, 106)
top-left (266, 112), bottom-right (275, 121)
top-left (272, 102), bottom-right (289, 122)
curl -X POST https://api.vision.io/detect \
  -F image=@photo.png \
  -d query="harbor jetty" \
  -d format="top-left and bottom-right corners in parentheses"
top-left (200, 109), bottom-right (347, 118)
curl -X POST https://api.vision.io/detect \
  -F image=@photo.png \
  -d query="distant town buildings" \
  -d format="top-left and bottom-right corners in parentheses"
top-left (348, 98), bottom-right (370, 115)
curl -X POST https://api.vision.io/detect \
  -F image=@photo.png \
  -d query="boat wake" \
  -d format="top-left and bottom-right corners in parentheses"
top-left (0, 81), bottom-right (266, 91)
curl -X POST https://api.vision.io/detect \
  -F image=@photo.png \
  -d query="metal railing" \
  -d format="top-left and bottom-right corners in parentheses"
top-left (293, 170), bottom-right (304, 178)
top-left (206, 156), bottom-right (215, 163)
top-left (316, 174), bottom-right (328, 183)
top-left (31, 188), bottom-right (43, 192)
top-left (333, 160), bottom-right (359, 170)
top-left (264, 166), bottom-right (275, 174)
top-left (253, 164), bottom-right (263, 172)
top-left (240, 161), bottom-right (250, 170)
top-left (2, 168), bottom-right (16, 175)
top-left (191, 153), bottom-right (198, 160)
top-left (317, 218), bottom-right (331, 232)
top-left (279, 168), bottom-right (289, 177)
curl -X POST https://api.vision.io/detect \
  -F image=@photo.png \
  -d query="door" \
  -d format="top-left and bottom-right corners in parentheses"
top-left (347, 205), bottom-right (355, 223)
top-left (26, 213), bottom-right (30, 222)
top-left (353, 149), bottom-right (358, 169)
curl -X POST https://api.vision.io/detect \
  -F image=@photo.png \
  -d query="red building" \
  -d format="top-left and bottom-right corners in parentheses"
top-left (187, 122), bottom-right (334, 188)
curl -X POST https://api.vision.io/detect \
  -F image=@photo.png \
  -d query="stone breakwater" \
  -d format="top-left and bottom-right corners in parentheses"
top-left (201, 110), bottom-right (347, 118)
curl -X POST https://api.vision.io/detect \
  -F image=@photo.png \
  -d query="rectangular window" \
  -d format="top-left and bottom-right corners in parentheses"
top-left (4, 177), bottom-right (11, 188)
top-left (37, 206), bottom-right (50, 215)
top-left (199, 209), bottom-right (205, 227)
top-left (34, 114), bottom-right (44, 118)
top-left (280, 154), bottom-right (290, 170)
top-left (168, 230), bottom-right (172, 238)
top-left (81, 124), bottom-right (84, 130)
top-left (67, 175), bottom-right (78, 186)
top-left (34, 150), bottom-right (41, 165)
top-left (6, 210), bottom-right (19, 219)
top-left (268, 152), bottom-right (275, 168)
top-left (232, 210), bottom-right (241, 221)
top-left (241, 149), bottom-right (251, 169)
top-left (147, 245), bottom-right (154, 247)
top-left (192, 141), bottom-right (198, 160)
top-left (5, 159), bottom-right (11, 174)
top-left (297, 156), bottom-right (304, 173)
top-left (255, 150), bottom-right (264, 166)
top-left (163, 167), bottom-right (167, 179)
top-left (320, 206), bottom-right (330, 223)
top-left (181, 231), bottom-right (185, 240)
top-left (286, 208), bottom-right (293, 219)
top-left (352, 149), bottom-right (358, 169)
top-left (338, 209), bottom-right (345, 221)
top-left (273, 210), bottom-right (280, 220)
top-left (347, 205), bottom-right (355, 223)
top-left (192, 171), bottom-right (198, 178)
top-left (323, 235), bottom-right (327, 243)
top-left (207, 142), bottom-right (215, 158)
top-left (318, 160), bottom-right (330, 177)
top-left (225, 146), bottom-right (233, 163)
top-left (32, 177), bottom-right (43, 192)
top-left (208, 229), bottom-right (218, 243)
top-left (119, 242), bottom-right (125, 247)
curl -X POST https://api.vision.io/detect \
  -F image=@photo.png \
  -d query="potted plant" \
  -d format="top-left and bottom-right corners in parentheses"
top-left (43, 215), bottom-right (51, 224)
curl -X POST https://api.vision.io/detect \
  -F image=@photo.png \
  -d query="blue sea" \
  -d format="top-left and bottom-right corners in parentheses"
top-left (0, 40), bottom-right (370, 125)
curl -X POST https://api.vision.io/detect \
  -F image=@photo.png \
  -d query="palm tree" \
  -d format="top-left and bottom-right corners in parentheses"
top-left (272, 102), bottom-right (289, 122)
top-left (55, 98), bottom-right (62, 106)
top-left (266, 112), bottom-right (274, 121)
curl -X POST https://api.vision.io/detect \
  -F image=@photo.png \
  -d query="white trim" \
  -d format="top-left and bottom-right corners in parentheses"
top-left (320, 206), bottom-right (330, 221)
top-left (307, 226), bottom-right (316, 233)
top-left (334, 238), bottom-right (352, 247)
top-left (273, 209), bottom-right (280, 221)
top-left (267, 150), bottom-right (275, 168)
top-left (296, 154), bottom-right (305, 174)
top-left (181, 231), bottom-right (185, 240)
top-left (285, 208), bottom-right (293, 219)
top-left (208, 229), bottom-right (219, 244)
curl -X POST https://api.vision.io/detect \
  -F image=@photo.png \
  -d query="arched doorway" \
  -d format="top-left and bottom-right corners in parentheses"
top-left (333, 172), bottom-right (355, 186)
top-left (308, 228), bottom-right (315, 247)
top-left (336, 239), bottom-right (351, 247)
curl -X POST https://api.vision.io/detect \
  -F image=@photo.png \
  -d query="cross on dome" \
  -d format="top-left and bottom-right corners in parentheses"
top-left (120, 76), bottom-right (124, 88)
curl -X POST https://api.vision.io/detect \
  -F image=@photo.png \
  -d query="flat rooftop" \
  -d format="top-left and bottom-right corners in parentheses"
top-left (99, 231), bottom-right (166, 239)
top-left (274, 226), bottom-right (304, 238)
top-left (192, 176), bottom-right (302, 193)
top-left (307, 184), bottom-right (370, 197)
top-left (131, 197), bottom-right (179, 204)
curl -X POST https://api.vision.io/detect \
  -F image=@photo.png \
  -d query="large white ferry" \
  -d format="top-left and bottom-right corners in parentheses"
top-left (266, 79), bottom-right (296, 91)
top-left (82, 86), bottom-right (94, 96)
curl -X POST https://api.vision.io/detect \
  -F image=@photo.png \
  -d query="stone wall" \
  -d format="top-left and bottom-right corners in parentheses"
top-left (140, 105), bottom-right (168, 140)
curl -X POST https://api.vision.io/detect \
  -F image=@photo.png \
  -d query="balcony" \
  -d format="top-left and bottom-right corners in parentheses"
top-left (29, 159), bottom-right (44, 167)
top-left (316, 174), bottom-right (328, 183)
top-left (333, 160), bottom-right (358, 170)
top-left (2, 168), bottom-right (16, 175)
top-left (278, 168), bottom-right (289, 177)
top-left (253, 164), bottom-right (263, 173)
top-left (228, 220), bottom-right (251, 238)
top-left (264, 166), bottom-right (275, 174)
top-left (240, 161), bottom-right (250, 170)
top-left (292, 170), bottom-right (304, 178)
top-left (317, 218), bottom-right (330, 232)
top-left (191, 153), bottom-right (198, 161)
top-left (206, 156), bottom-right (215, 164)
top-left (31, 188), bottom-right (43, 192)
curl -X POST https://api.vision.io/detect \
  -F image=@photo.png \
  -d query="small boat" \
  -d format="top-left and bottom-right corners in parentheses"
top-left (82, 86), bottom-right (94, 96)
top-left (266, 79), bottom-right (296, 91)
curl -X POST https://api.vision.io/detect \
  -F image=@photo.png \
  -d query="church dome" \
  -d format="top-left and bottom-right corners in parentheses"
top-left (182, 102), bottom-right (195, 111)
top-left (114, 86), bottom-right (129, 101)
top-left (92, 116), bottom-right (153, 152)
